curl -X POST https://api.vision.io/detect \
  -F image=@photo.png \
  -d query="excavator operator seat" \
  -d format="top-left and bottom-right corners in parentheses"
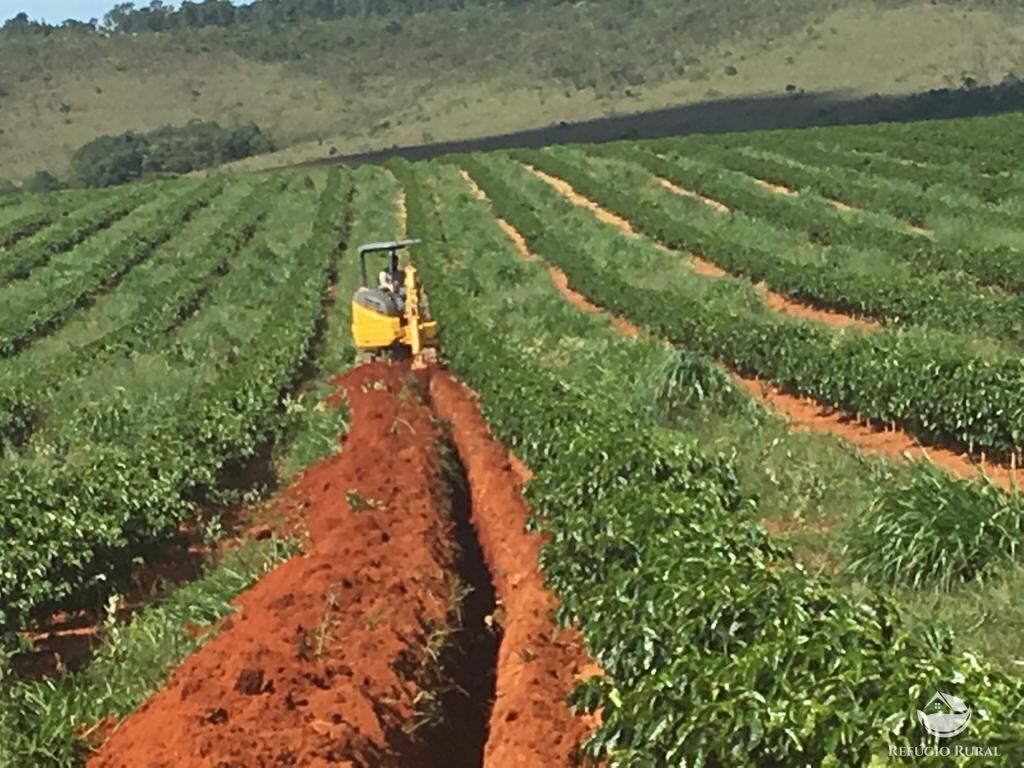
top-left (354, 286), bottom-right (403, 318)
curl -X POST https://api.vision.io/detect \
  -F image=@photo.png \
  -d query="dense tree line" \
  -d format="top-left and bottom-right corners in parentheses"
top-left (70, 121), bottom-right (272, 187)
top-left (2, 0), bottom-right (558, 34)
top-left (2, 0), bottom-right (1011, 35)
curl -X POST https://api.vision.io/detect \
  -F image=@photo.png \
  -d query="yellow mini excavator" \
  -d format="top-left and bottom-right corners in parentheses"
top-left (350, 239), bottom-right (439, 367)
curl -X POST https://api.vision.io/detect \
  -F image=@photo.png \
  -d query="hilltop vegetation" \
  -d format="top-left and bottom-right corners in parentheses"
top-left (0, 0), bottom-right (1023, 183)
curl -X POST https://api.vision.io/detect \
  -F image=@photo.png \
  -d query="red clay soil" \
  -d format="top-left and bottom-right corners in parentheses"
top-left (88, 359), bottom-right (603, 767)
top-left (655, 176), bottom-right (731, 213)
top-left (430, 372), bottom-right (601, 767)
top-left (752, 178), bottom-right (797, 197)
top-left (89, 363), bottom-right (462, 768)
top-left (733, 374), bottom-right (1021, 492)
top-left (685, 253), bottom-right (728, 281)
top-left (757, 285), bottom-right (875, 331)
top-left (546, 263), bottom-right (641, 338)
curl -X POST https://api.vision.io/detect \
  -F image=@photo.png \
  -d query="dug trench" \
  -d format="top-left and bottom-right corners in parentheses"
top-left (87, 361), bottom-right (597, 768)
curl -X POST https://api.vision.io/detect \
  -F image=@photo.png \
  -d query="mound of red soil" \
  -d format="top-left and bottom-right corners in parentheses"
top-left (90, 362), bottom-right (601, 768)
top-left (89, 363), bottom-right (458, 768)
top-left (430, 372), bottom-right (601, 767)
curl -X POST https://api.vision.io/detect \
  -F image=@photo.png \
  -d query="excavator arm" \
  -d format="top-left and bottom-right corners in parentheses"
top-left (402, 265), bottom-right (438, 367)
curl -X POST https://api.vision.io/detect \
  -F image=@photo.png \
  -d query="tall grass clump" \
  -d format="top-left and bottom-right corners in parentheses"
top-left (844, 462), bottom-right (1024, 591)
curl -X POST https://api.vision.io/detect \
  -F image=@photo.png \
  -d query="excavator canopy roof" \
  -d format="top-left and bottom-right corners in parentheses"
top-left (357, 239), bottom-right (422, 255)
top-left (357, 239), bottom-right (422, 287)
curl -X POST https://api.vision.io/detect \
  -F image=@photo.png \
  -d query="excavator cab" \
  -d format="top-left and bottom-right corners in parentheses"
top-left (376, 249), bottom-right (405, 299)
top-left (351, 239), bottom-right (439, 366)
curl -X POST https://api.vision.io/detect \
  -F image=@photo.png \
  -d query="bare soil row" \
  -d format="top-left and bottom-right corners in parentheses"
top-left (88, 361), bottom-right (597, 768)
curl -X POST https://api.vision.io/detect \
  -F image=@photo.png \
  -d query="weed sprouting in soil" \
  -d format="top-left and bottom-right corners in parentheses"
top-left (345, 489), bottom-right (380, 513)
top-left (654, 346), bottom-right (751, 421)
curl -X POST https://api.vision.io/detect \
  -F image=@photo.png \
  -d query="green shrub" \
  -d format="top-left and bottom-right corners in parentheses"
top-left (22, 171), bottom-right (60, 193)
top-left (844, 462), bottom-right (1024, 591)
top-left (71, 121), bottom-right (273, 188)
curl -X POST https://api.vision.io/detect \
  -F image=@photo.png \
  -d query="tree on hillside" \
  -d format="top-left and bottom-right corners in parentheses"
top-left (70, 121), bottom-right (273, 187)
top-left (3, 12), bottom-right (29, 28)
top-left (4, 0), bottom-right (563, 36)
top-left (24, 170), bottom-right (61, 192)
top-left (178, 0), bottom-right (238, 29)
top-left (61, 19), bottom-right (99, 32)
top-left (71, 132), bottom-right (146, 187)
top-left (2, 12), bottom-right (49, 33)
top-left (103, 2), bottom-right (137, 31)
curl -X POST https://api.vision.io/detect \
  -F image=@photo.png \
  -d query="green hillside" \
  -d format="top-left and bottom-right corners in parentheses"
top-left (1, 0), bottom-right (1023, 183)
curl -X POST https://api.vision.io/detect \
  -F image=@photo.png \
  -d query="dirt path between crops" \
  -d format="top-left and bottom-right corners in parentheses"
top-left (460, 168), bottom-right (640, 338)
top-left (464, 177), bottom-right (1019, 493)
top-left (749, 175), bottom-right (931, 235)
top-left (732, 376), bottom-right (1019, 492)
top-left (751, 175), bottom-right (853, 213)
top-left (395, 187), bottom-right (408, 239)
top-left (527, 165), bottom-right (874, 332)
top-left (656, 176), bottom-right (731, 213)
top-left (89, 361), bottom-right (598, 768)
